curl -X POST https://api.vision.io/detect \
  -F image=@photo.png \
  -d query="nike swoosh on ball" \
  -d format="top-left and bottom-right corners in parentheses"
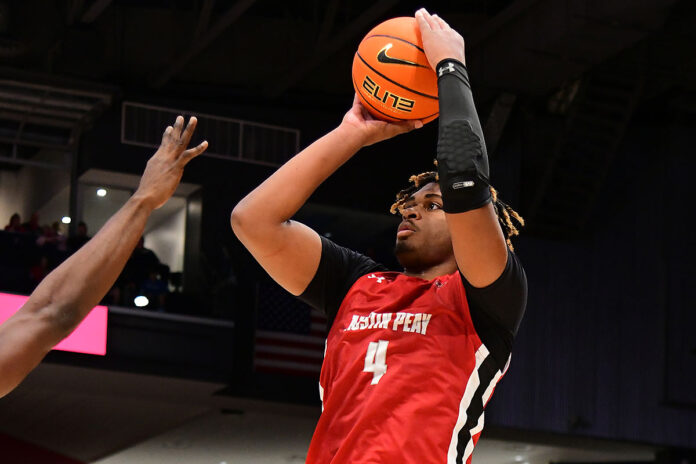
top-left (376, 44), bottom-right (427, 68)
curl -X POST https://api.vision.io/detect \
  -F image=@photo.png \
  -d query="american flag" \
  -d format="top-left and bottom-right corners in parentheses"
top-left (254, 282), bottom-right (327, 377)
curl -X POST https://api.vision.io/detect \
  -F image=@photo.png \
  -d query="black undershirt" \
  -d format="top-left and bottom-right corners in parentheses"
top-left (299, 236), bottom-right (527, 369)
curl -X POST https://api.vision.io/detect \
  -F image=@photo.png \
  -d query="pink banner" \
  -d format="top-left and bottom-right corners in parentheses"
top-left (0, 292), bottom-right (107, 356)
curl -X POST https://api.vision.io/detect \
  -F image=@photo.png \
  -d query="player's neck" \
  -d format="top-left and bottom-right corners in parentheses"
top-left (402, 259), bottom-right (458, 281)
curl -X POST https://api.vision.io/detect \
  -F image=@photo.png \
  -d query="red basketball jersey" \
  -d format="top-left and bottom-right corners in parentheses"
top-left (306, 270), bottom-right (510, 464)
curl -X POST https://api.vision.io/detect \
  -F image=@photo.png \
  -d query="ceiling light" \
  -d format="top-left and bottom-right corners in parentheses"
top-left (134, 296), bottom-right (149, 307)
top-left (96, 188), bottom-right (107, 197)
top-left (61, 216), bottom-right (71, 224)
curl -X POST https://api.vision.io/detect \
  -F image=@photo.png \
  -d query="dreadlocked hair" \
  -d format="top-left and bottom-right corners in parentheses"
top-left (489, 186), bottom-right (525, 251)
top-left (389, 171), bottom-right (439, 215)
top-left (389, 170), bottom-right (525, 251)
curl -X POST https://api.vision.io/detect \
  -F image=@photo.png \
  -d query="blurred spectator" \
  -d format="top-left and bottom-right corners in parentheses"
top-left (124, 236), bottom-right (161, 288)
top-left (36, 223), bottom-right (67, 250)
top-left (4, 213), bottom-right (24, 232)
top-left (21, 212), bottom-right (41, 235)
top-left (140, 269), bottom-right (168, 310)
top-left (37, 223), bottom-right (68, 267)
top-left (51, 221), bottom-right (68, 252)
top-left (113, 237), bottom-right (166, 308)
top-left (2, 224), bottom-right (179, 312)
top-left (67, 221), bottom-right (91, 252)
top-left (36, 224), bottom-right (56, 248)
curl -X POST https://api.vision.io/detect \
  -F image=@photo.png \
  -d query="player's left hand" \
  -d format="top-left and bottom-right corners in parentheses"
top-left (340, 95), bottom-right (423, 147)
top-left (415, 8), bottom-right (466, 70)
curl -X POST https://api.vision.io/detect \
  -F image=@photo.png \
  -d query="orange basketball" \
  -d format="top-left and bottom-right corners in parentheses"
top-left (352, 17), bottom-right (438, 123)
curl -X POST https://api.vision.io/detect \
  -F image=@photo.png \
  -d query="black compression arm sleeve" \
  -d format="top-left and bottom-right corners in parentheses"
top-left (436, 59), bottom-right (492, 213)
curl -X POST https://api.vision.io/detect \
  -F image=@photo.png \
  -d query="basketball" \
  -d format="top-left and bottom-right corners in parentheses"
top-left (352, 17), bottom-right (438, 123)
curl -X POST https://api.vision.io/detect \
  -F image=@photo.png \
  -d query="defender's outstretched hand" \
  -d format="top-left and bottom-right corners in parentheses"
top-left (415, 8), bottom-right (466, 70)
top-left (340, 95), bottom-right (423, 147)
top-left (0, 116), bottom-right (206, 399)
top-left (135, 116), bottom-right (208, 211)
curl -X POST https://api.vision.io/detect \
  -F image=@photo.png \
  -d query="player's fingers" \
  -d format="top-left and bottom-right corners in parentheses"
top-left (172, 115), bottom-right (184, 139)
top-left (420, 8), bottom-right (440, 30)
top-left (415, 9), bottom-right (432, 31)
top-left (360, 103), bottom-right (374, 121)
top-left (180, 116), bottom-right (198, 148)
top-left (391, 120), bottom-right (422, 136)
top-left (180, 140), bottom-right (208, 164)
top-left (161, 125), bottom-right (174, 144)
top-left (352, 94), bottom-right (365, 114)
top-left (432, 14), bottom-right (450, 30)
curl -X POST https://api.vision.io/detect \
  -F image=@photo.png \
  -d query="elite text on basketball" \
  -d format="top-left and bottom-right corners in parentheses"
top-left (361, 75), bottom-right (415, 113)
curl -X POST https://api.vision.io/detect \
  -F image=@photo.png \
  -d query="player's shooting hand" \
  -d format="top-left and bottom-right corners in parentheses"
top-left (134, 116), bottom-right (208, 211)
top-left (340, 94), bottom-right (423, 147)
top-left (415, 8), bottom-right (465, 70)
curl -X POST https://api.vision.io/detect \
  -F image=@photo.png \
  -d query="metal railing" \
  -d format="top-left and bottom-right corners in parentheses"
top-left (121, 101), bottom-right (300, 167)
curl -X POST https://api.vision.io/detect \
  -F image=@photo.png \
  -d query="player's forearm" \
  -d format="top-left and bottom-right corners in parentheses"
top-left (437, 59), bottom-right (488, 174)
top-left (232, 125), bottom-right (363, 226)
top-left (437, 59), bottom-right (508, 286)
top-left (435, 59), bottom-right (492, 213)
top-left (25, 195), bottom-right (153, 337)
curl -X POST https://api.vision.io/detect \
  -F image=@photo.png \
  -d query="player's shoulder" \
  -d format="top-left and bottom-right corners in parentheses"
top-left (318, 236), bottom-right (387, 275)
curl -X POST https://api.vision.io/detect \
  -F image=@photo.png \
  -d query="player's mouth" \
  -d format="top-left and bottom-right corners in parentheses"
top-left (397, 222), bottom-right (416, 239)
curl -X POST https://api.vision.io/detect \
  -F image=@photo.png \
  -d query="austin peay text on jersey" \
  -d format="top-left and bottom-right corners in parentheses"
top-left (344, 311), bottom-right (433, 335)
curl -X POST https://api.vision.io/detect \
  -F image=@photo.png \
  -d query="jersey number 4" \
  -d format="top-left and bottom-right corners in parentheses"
top-left (363, 340), bottom-right (389, 385)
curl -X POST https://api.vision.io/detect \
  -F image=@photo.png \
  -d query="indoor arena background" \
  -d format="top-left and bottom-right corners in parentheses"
top-left (0, 1), bottom-right (694, 463)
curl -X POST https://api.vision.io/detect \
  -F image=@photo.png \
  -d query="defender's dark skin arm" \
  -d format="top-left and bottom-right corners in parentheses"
top-left (0, 117), bottom-right (208, 398)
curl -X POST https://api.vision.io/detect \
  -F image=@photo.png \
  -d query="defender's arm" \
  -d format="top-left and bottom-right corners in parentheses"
top-left (0, 117), bottom-right (207, 398)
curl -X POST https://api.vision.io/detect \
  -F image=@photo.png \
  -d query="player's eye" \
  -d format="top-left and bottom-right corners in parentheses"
top-left (427, 202), bottom-right (441, 211)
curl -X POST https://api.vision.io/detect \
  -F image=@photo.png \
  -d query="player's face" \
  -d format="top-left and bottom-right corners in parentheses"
top-left (394, 182), bottom-right (454, 271)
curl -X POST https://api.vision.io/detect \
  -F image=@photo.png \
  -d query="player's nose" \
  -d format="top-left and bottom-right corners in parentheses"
top-left (400, 205), bottom-right (421, 220)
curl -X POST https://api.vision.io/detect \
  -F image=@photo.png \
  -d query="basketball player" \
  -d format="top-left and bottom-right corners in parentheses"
top-left (231, 9), bottom-right (526, 464)
top-left (0, 116), bottom-right (207, 399)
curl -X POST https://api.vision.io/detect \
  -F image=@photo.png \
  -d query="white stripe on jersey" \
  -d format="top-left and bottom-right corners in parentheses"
top-left (450, 350), bottom-right (511, 464)
top-left (319, 340), bottom-right (327, 412)
top-left (447, 344), bottom-right (489, 464)
top-left (463, 409), bottom-right (486, 463)
top-left (483, 356), bottom-right (508, 407)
